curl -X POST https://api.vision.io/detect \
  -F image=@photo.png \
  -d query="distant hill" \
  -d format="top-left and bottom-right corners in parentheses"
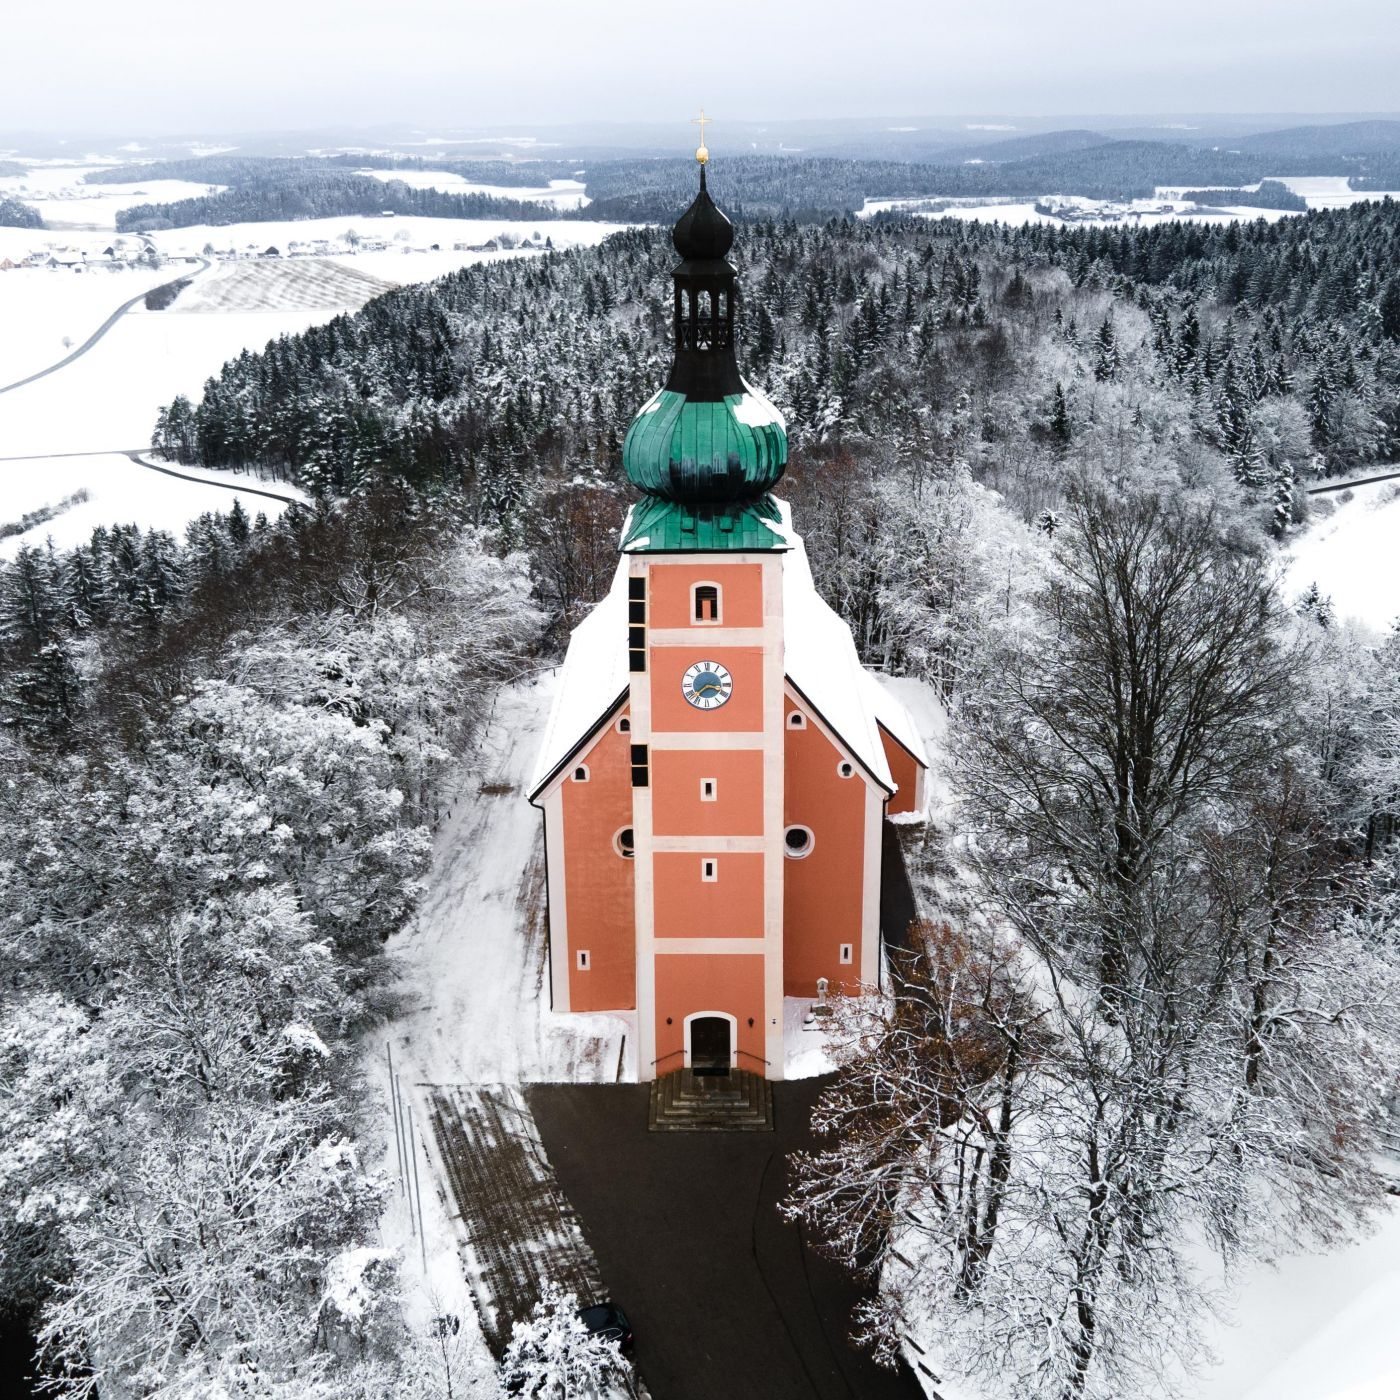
top-left (948, 128), bottom-right (1114, 163)
top-left (1232, 120), bottom-right (1400, 156)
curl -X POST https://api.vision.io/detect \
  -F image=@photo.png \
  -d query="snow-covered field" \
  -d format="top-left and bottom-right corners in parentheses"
top-left (0, 453), bottom-right (303, 558)
top-left (1192, 1208), bottom-right (1400, 1400)
top-left (357, 168), bottom-right (590, 209)
top-left (172, 257), bottom-right (395, 312)
top-left (0, 299), bottom-right (335, 458)
top-left (0, 161), bottom-right (225, 228)
top-left (0, 187), bottom-right (629, 551)
top-left (1286, 479), bottom-right (1400, 633)
top-left (861, 176), bottom-right (1400, 230)
top-left (860, 192), bottom-right (1295, 228)
top-left (0, 264), bottom-right (176, 385)
top-left (143, 213), bottom-right (625, 262)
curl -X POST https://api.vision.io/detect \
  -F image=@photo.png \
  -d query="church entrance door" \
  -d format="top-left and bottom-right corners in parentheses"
top-left (688, 1015), bottom-right (732, 1075)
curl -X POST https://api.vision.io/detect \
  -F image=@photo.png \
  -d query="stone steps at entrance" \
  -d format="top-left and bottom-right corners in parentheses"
top-left (648, 1068), bottom-right (774, 1132)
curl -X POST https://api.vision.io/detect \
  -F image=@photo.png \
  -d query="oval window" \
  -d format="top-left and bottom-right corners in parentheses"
top-left (614, 827), bottom-right (636, 859)
top-left (783, 825), bottom-right (814, 859)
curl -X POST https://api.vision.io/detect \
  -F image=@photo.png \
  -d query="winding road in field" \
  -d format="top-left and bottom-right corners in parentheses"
top-left (0, 258), bottom-right (210, 397)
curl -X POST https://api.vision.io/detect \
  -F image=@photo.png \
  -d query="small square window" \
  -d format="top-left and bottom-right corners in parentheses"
top-left (693, 584), bottom-right (721, 624)
top-left (701, 858), bottom-right (718, 882)
top-left (839, 944), bottom-right (853, 965)
top-left (700, 778), bottom-right (717, 802)
top-left (577, 950), bottom-right (591, 971)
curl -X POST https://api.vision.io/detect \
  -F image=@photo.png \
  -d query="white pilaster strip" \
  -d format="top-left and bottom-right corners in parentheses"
top-left (763, 555), bottom-right (786, 1079)
top-left (631, 560), bottom-right (657, 1082)
top-left (861, 783), bottom-right (883, 989)
top-left (543, 788), bottom-right (571, 1013)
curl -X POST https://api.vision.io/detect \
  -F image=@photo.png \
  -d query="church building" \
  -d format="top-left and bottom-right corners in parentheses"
top-left (527, 141), bottom-right (927, 1088)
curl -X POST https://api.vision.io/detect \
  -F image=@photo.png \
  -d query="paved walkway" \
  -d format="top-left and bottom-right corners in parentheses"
top-left (528, 1078), bottom-right (925, 1400)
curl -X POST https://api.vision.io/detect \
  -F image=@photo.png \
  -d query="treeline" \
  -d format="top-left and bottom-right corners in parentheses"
top-left (0, 487), bottom-right (539, 1396)
top-left (151, 200), bottom-right (1400, 637)
top-left (580, 145), bottom-right (1395, 220)
top-left (1180, 178), bottom-right (1308, 210)
top-left (84, 153), bottom-right (560, 188)
top-left (85, 141), bottom-right (1400, 229)
top-left (0, 194), bottom-right (42, 228)
top-left (116, 170), bottom-right (566, 231)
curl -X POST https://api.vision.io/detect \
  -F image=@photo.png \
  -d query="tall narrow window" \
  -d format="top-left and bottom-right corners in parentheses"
top-left (630, 745), bottom-right (649, 788)
top-left (628, 575), bottom-right (647, 673)
top-left (700, 778), bottom-right (717, 802)
top-left (701, 858), bottom-right (718, 882)
top-left (693, 584), bottom-right (720, 624)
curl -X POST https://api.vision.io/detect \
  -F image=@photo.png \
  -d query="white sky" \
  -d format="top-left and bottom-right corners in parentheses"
top-left (4, 0), bottom-right (1398, 133)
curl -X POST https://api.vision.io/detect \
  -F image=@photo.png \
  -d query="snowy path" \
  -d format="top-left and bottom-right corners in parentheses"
top-left (388, 671), bottom-right (629, 1090)
top-left (370, 674), bottom-right (632, 1388)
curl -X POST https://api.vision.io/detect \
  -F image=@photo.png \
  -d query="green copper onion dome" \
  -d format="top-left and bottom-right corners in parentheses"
top-left (622, 162), bottom-right (788, 509)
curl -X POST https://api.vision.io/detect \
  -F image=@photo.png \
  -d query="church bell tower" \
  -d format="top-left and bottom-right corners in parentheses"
top-left (620, 131), bottom-right (791, 1081)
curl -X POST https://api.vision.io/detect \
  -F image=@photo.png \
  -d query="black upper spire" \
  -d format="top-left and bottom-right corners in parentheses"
top-left (665, 164), bottom-right (743, 402)
top-left (672, 166), bottom-right (734, 263)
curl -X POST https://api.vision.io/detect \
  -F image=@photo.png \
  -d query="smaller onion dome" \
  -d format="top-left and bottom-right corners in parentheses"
top-left (672, 167), bottom-right (734, 264)
top-left (621, 156), bottom-right (788, 512)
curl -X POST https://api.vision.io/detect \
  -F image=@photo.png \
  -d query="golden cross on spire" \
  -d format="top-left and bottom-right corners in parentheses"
top-left (691, 108), bottom-right (711, 165)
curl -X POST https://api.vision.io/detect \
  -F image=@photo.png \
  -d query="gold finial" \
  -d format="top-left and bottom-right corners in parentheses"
top-left (691, 107), bottom-right (711, 165)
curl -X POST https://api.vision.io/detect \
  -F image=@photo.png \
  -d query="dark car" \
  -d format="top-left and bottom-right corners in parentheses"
top-left (578, 1301), bottom-right (634, 1353)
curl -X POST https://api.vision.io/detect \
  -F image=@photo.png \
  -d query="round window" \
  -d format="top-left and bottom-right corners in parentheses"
top-left (783, 825), bottom-right (814, 859)
top-left (614, 827), bottom-right (635, 859)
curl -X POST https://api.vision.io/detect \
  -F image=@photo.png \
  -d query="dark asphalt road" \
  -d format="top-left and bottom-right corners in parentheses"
top-left (527, 1078), bottom-right (925, 1400)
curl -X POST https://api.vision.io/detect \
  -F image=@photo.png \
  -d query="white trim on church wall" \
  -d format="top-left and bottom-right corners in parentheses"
top-left (630, 559), bottom-right (658, 1081)
top-left (763, 555), bottom-right (786, 1079)
top-left (652, 834), bottom-right (765, 853)
top-left (650, 732), bottom-right (765, 751)
top-left (648, 625), bottom-right (761, 647)
top-left (655, 937), bottom-right (767, 955)
top-left (542, 787), bottom-right (571, 1013)
top-left (861, 780), bottom-right (883, 988)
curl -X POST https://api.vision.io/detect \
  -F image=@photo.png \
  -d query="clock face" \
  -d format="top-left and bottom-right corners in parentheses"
top-left (682, 659), bottom-right (733, 710)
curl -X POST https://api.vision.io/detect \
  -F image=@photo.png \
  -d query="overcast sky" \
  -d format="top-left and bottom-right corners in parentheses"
top-left (5, 0), bottom-right (1398, 134)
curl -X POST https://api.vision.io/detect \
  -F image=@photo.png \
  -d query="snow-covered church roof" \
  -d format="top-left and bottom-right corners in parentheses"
top-left (527, 502), bottom-right (925, 800)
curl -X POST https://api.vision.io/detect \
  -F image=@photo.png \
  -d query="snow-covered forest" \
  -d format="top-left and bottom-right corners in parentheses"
top-left (4, 190), bottom-right (1400, 1397)
top-left (0, 490), bottom-right (541, 1394)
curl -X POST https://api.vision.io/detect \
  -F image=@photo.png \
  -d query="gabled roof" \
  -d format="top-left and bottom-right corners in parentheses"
top-left (528, 502), bottom-right (926, 803)
top-left (860, 667), bottom-right (931, 768)
top-left (528, 557), bottom-right (631, 800)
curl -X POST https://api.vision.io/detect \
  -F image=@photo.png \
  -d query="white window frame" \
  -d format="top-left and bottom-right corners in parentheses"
top-left (613, 827), bottom-right (635, 859)
top-left (787, 711), bottom-right (807, 729)
top-left (700, 777), bottom-right (718, 802)
top-left (839, 943), bottom-right (854, 965)
top-left (577, 949), bottom-right (591, 971)
top-left (701, 858), bottom-right (718, 883)
top-left (783, 824), bottom-right (815, 859)
top-left (572, 764), bottom-right (590, 782)
top-left (691, 580), bottom-right (723, 626)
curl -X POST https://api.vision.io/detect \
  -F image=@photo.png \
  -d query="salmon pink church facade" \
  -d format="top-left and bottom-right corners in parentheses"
top-left (528, 154), bottom-right (927, 1084)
